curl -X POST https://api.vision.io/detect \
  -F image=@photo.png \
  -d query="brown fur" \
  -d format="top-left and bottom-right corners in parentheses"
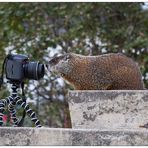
top-left (49, 53), bottom-right (145, 90)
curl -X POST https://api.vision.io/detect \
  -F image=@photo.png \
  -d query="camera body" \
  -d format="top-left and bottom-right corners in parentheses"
top-left (5, 54), bottom-right (45, 82)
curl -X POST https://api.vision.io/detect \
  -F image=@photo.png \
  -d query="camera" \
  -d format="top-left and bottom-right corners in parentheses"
top-left (5, 54), bottom-right (45, 82)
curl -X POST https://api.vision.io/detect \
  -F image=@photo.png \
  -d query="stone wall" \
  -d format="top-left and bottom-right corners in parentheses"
top-left (0, 90), bottom-right (148, 146)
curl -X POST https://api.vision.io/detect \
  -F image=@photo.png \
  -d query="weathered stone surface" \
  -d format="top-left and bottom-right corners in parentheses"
top-left (0, 91), bottom-right (147, 146)
top-left (68, 90), bottom-right (148, 129)
top-left (0, 127), bottom-right (148, 146)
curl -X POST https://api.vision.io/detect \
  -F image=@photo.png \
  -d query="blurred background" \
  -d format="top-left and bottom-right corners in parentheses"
top-left (0, 2), bottom-right (148, 127)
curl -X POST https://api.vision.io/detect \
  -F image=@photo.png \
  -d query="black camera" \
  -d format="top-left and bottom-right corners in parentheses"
top-left (5, 54), bottom-right (45, 82)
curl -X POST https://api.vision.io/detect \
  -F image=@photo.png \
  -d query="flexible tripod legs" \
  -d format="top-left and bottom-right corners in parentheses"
top-left (0, 83), bottom-right (42, 127)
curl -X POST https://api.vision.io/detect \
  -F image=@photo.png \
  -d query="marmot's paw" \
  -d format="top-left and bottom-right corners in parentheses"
top-left (139, 123), bottom-right (148, 128)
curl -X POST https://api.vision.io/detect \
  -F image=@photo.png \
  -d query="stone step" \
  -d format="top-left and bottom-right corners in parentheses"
top-left (0, 127), bottom-right (148, 146)
top-left (68, 90), bottom-right (148, 129)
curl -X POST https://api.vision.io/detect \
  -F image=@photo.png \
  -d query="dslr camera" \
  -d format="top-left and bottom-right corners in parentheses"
top-left (5, 54), bottom-right (45, 83)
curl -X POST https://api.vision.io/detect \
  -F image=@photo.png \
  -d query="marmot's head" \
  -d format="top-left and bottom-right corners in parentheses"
top-left (49, 53), bottom-right (76, 78)
top-left (48, 53), bottom-right (86, 89)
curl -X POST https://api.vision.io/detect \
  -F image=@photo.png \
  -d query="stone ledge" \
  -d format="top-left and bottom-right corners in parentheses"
top-left (0, 127), bottom-right (148, 146)
top-left (68, 90), bottom-right (148, 129)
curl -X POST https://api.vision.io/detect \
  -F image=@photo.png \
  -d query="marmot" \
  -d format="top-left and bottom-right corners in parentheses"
top-left (48, 53), bottom-right (145, 90)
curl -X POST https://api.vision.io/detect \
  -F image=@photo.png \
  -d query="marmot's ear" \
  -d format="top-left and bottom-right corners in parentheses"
top-left (62, 54), bottom-right (71, 62)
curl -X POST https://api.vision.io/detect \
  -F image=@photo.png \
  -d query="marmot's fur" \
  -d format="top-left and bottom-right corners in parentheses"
top-left (49, 53), bottom-right (145, 90)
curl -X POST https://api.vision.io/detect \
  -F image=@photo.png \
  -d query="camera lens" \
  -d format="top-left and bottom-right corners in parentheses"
top-left (24, 62), bottom-right (45, 80)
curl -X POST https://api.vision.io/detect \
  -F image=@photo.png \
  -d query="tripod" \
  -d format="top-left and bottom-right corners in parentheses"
top-left (0, 82), bottom-right (42, 127)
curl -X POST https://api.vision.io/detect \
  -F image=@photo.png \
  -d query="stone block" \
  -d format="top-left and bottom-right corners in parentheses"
top-left (68, 90), bottom-right (148, 129)
top-left (0, 127), bottom-right (148, 146)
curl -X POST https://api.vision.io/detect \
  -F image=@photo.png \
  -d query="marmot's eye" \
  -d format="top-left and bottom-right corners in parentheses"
top-left (61, 73), bottom-right (65, 77)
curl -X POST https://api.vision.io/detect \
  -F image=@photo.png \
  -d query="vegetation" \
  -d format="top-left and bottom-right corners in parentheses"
top-left (0, 2), bottom-right (147, 127)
